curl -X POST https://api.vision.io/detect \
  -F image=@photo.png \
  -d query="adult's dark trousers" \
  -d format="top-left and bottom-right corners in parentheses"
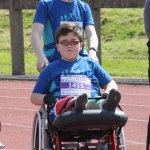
top-left (147, 39), bottom-right (150, 85)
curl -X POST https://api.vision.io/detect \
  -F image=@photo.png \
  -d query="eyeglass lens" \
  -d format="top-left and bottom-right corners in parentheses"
top-left (60, 40), bottom-right (80, 46)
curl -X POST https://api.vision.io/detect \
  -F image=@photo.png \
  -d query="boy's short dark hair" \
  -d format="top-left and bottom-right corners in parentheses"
top-left (55, 23), bottom-right (83, 44)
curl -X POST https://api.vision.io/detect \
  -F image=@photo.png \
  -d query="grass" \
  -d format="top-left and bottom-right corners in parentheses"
top-left (0, 8), bottom-right (148, 77)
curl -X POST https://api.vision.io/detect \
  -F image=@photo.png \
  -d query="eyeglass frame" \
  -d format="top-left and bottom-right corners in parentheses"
top-left (59, 40), bottom-right (81, 46)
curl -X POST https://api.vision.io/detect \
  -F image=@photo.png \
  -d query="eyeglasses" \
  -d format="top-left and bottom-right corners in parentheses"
top-left (59, 40), bottom-right (80, 46)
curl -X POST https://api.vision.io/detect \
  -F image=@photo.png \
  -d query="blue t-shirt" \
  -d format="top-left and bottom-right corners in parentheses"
top-left (33, 0), bottom-right (94, 62)
top-left (32, 56), bottom-right (113, 98)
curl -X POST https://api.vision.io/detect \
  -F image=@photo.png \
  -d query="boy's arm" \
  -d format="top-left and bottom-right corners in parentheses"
top-left (30, 23), bottom-right (49, 72)
top-left (30, 93), bottom-right (45, 106)
top-left (102, 80), bottom-right (118, 94)
top-left (31, 93), bottom-right (58, 108)
top-left (85, 25), bottom-right (99, 63)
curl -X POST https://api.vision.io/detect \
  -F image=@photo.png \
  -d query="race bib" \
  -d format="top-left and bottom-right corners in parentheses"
top-left (60, 75), bottom-right (91, 98)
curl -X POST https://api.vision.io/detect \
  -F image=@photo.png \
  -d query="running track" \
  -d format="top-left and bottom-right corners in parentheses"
top-left (0, 80), bottom-right (149, 150)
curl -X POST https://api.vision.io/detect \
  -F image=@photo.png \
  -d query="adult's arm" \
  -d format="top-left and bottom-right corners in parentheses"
top-left (144, 0), bottom-right (150, 85)
top-left (30, 23), bottom-right (49, 72)
top-left (85, 25), bottom-right (99, 63)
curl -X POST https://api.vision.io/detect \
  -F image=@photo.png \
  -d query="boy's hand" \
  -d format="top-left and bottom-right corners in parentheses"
top-left (43, 94), bottom-right (57, 109)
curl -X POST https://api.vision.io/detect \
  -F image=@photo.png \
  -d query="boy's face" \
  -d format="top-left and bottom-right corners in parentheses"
top-left (56, 32), bottom-right (83, 62)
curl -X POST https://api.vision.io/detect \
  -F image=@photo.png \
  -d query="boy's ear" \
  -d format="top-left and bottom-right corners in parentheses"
top-left (80, 42), bottom-right (83, 50)
top-left (56, 44), bottom-right (60, 52)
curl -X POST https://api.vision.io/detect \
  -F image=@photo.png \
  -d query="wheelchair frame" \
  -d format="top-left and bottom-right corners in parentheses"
top-left (31, 106), bottom-right (127, 150)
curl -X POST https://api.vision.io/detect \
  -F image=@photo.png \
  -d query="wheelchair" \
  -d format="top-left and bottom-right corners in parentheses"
top-left (31, 99), bottom-right (128, 150)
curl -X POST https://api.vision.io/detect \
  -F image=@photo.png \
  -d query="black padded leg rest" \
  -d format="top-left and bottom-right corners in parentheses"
top-left (52, 110), bottom-right (128, 132)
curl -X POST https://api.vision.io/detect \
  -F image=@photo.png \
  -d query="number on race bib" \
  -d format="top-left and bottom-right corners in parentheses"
top-left (69, 83), bottom-right (84, 88)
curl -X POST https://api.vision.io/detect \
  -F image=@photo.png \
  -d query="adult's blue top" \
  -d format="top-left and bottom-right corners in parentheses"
top-left (33, 0), bottom-right (94, 62)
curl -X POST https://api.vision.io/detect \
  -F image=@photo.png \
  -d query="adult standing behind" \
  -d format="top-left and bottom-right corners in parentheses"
top-left (31, 0), bottom-right (99, 72)
top-left (144, 0), bottom-right (150, 85)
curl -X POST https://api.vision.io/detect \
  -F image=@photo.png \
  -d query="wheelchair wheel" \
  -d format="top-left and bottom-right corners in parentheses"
top-left (31, 107), bottom-right (50, 150)
top-left (115, 128), bottom-right (126, 150)
top-left (146, 115), bottom-right (150, 150)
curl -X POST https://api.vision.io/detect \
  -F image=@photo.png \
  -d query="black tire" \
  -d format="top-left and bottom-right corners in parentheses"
top-left (31, 107), bottom-right (52, 150)
top-left (34, 115), bottom-right (41, 149)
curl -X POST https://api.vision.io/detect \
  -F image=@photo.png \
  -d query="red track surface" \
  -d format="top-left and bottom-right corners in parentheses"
top-left (0, 80), bottom-right (149, 150)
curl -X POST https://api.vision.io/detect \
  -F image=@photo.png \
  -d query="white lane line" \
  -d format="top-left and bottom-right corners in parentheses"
top-left (0, 124), bottom-right (146, 149)
top-left (0, 123), bottom-right (147, 147)
top-left (126, 140), bottom-right (146, 145)
top-left (1, 93), bottom-right (150, 100)
top-left (121, 104), bottom-right (150, 108)
top-left (0, 107), bottom-right (148, 123)
top-left (0, 88), bottom-right (150, 96)
top-left (0, 96), bottom-right (29, 99)
top-left (1, 95), bottom-right (150, 108)
top-left (0, 87), bottom-right (32, 90)
top-left (122, 93), bottom-right (150, 96)
top-left (1, 123), bottom-right (32, 129)
top-left (128, 118), bottom-right (148, 123)
top-left (0, 106), bottom-right (36, 112)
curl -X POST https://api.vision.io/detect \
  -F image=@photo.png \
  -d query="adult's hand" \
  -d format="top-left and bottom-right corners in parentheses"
top-left (37, 57), bottom-right (49, 72)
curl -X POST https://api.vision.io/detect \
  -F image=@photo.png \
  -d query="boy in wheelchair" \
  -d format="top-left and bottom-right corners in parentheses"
top-left (30, 23), bottom-right (126, 150)
top-left (30, 22), bottom-right (121, 117)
